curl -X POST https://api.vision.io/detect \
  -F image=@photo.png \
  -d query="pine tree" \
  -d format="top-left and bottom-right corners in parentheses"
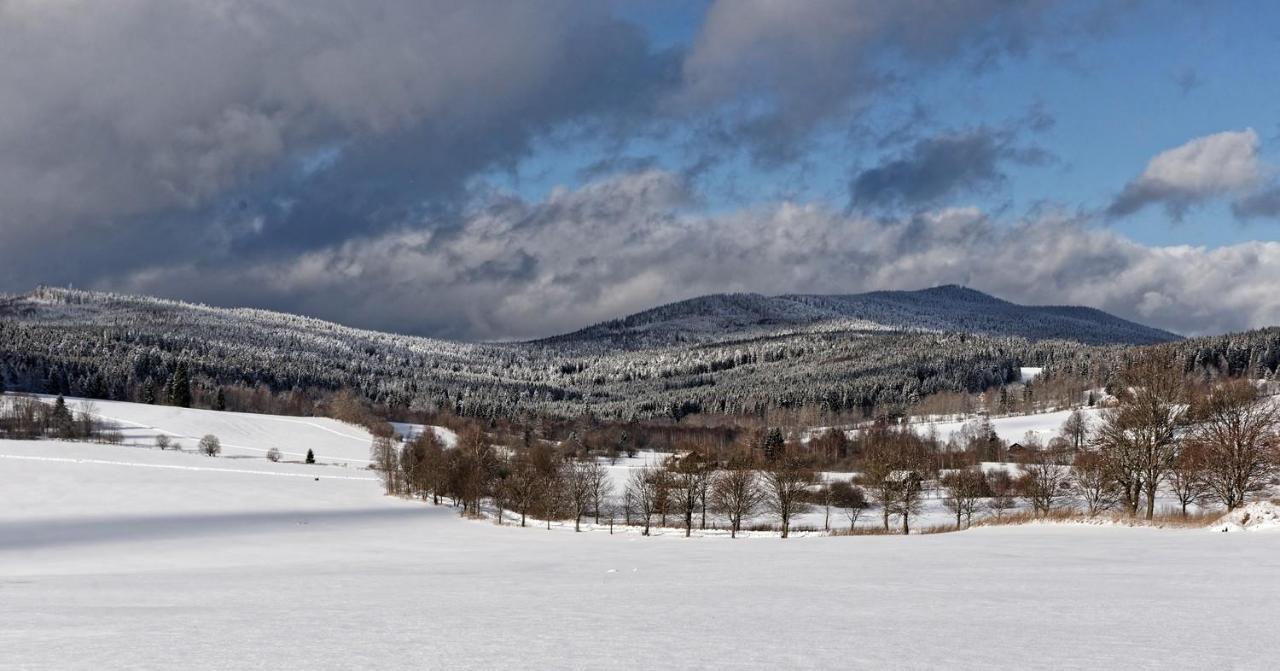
top-left (305, 448), bottom-right (316, 464)
top-left (168, 363), bottom-right (191, 408)
top-left (141, 378), bottom-right (156, 405)
top-left (212, 388), bottom-right (226, 411)
top-left (51, 395), bottom-right (73, 438)
top-left (762, 427), bottom-right (785, 462)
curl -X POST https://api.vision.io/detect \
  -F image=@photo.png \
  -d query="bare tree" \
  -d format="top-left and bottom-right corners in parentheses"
top-left (827, 479), bottom-right (867, 530)
top-left (1017, 449), bottom-right (1072, 517)
top-left (710, 459), bottom-right (762, 539)
top-left (670, 451), bottom-right (713, 537)
top-left (1167, 441), bottom-right (1208, 516)
top-left (1071, 451), bottom-right (1120, 516)
top-left (625, 466), bottom-right (663, 535)
top-left (155, 434), bottom-right (172, 451)
top-left (585, 461), bottom-right (612, 525)
top-left (942, 467), bottom-right (987, 529)
top-left (1092, 351), bottom-right (1186, 519)
top-left (506, 458), bottom-right (540, 527)
top-left (563, 459), bottom-right (594, 532)
top-left (1059, 409), bottom-right (1090, 454)
top-left (985, 469), bottom-right (1017, 520)
top-left (370, 435), bottom-right (399, 495)
top-left (1187, 380), bottom-right (1280, 510)
top-left (764, 455), bottom-right (817, 539)
top-left (198, 434), bottom-right (221, 457)
top-left (266, 447), bottom-right (282, 463)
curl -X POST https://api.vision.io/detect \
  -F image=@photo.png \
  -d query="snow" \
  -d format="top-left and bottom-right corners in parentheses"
top-left (17, 393), bottom-right (454, 464)
top-left (915, 407), bottom-right (1103, 445)
top-left (4, 399), bottom-right (1280, 668)
top-left (389, 421), bottom-right (460, 449)
top-left (1210, 501), bottom-right (1280, 533)
top-left (1018, 366), bottom-right (1043, 383)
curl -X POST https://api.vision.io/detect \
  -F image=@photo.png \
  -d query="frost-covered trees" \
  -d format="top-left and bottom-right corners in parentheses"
top-left (198, 434), bottom-right (221, 456)
top-left (266, 447), bottom-right (282, 462)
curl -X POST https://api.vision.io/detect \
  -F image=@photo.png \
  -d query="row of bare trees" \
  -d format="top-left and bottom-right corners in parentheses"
top-left (373, 428), bottom-right (877, 537)
top-left (930, 354), bottom-right (1280, 528)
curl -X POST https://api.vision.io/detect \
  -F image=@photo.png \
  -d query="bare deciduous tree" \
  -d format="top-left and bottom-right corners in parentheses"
top-left (827, 479), bottom-right (867, 530)
top-left (1016, 449), bottom-right (1072, 517)
top-left (1071, 450), bottom-right (1120, 516)
top-left (1187, 380), bottom-right (1280, 510)
top-left (985, 469), bottom-right (1017, 519)
top-left (942, 467), bottom-right (987, 529)
top-left (1092, 351), bottom-right (1186, 519)
top-left (764, 455), bottom-right (817, 539)
top-left (710, 458), bottom-right (761, 539)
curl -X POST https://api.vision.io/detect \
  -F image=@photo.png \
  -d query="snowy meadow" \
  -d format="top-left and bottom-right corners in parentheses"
top-left (2, 397), bottom-right (1279, 670)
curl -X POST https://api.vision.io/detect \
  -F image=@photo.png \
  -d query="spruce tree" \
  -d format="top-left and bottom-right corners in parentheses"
top-left (305, 448), bottom-right (316, 464)
top-left (168, 363), bottom-right (191, 408)
top-left (762, 427), bottom-right (785, 462)
top-left (212, 388), bottom-right (226, 411)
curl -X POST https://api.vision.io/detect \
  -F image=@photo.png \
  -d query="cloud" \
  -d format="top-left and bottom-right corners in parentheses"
top-left (106, 170), bottom-right (1280, 340)
top-left (1231, 184), bottom-right (1280, 221)
top-left (0, 0), bottom-right (678, 283)
top-left (849, 128), bottom-right (1048, 209)
top-left (1107, 129), bottom-right (1263, 219)
top-left (675, 0), bottom-right (1058, 163)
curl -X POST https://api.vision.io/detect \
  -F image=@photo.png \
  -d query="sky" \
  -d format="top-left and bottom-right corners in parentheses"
top-left (1, 0), bottom-right (1278, 341)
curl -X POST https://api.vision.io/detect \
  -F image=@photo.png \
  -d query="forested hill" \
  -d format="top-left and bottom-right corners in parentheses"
top-left (536, 285), bottom-right (1181, 351)
top-left (2, 286), bottom-right (1269, 424)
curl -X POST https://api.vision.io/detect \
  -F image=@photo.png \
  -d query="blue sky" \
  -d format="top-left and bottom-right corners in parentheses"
top-left (503, 1), bottom-right (1280, 249)
top-left (1, 1), bottom-right (1277, 339)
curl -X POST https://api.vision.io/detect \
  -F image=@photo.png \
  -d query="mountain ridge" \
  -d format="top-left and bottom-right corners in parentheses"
top-left (536, 284), bottom-right (1181, 350)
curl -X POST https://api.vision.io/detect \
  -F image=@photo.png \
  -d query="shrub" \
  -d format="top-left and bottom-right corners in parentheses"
top-left (266, 447), bottom-right (282, 462)
top-left (155, 434), bottom-right (171, 450)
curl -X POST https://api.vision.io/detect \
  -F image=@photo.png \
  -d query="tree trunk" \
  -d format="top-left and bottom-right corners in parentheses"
top-left (902, 513), bottom-right (910, 535)
top-left (574, 514), bottom-right (581, 532)
top-left (520, 511), bottom-right (526, 527)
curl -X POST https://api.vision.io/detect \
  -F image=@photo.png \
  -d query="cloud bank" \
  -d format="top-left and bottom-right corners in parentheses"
top-left (109, 171), bottom-right (1280, 340)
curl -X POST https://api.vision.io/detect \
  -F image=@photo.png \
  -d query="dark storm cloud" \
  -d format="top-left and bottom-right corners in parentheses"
top-left (675, 0), bottom-right (1059, 164)
top-left (849, 128), bottom-right (1048, 209)
top-left (0, 0), bottom-right (679, 285)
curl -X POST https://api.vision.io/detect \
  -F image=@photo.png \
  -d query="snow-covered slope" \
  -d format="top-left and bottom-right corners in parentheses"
top-left (541, 285), bottom-right (1181, 349)
top-left (16, 394), bottom-right (457, 464)
top-left (3, 436), bottom-right (1277, 670)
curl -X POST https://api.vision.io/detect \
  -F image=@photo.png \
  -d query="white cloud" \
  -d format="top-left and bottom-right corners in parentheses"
top-left (1109, 129), bottom-right (1263, 218)
top-left (109, 171), bottom-right (1280, 340)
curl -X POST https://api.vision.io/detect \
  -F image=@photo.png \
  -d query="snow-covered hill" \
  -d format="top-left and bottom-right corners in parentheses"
top-left (541, 285), bottom-right (1181, 349)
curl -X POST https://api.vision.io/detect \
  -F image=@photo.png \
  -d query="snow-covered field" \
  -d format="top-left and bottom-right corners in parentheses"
top-left (3, 399), bottom-right (1280, 669)
top-left (26, 394), bottom-right (457, 464)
